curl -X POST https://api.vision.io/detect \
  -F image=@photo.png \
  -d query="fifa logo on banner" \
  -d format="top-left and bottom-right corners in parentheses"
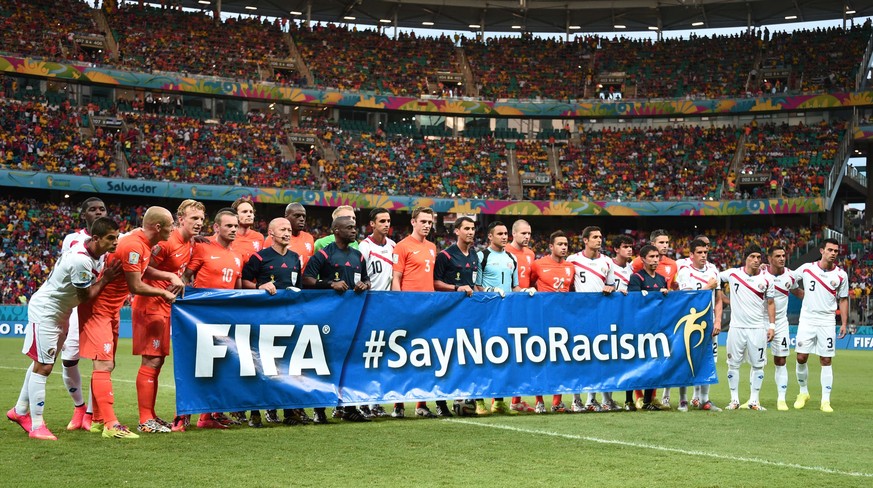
top-left (672, 303), bottom-right (711, 376)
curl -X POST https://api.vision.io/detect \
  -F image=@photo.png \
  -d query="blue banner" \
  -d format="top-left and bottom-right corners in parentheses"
top-left (171, 289), bottom-right (718, 415)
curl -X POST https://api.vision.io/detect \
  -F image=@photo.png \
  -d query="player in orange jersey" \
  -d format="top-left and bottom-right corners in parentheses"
top-left (391, 207), bottom-right (439, 418)
top-left (131, 199), bottom-right (205, 434)
top-left (183, 208), bottom-right (243, 429)
top-left (266, 202), bottom-right (314, 269)
top-left (527, 230), bottom-right (574, 413)
top-left (79, 207), bottom-right (181, 439)
top-left (505, 219), bottom-right (538, 412)
top-left (230, 197), bottom-right (265, 263)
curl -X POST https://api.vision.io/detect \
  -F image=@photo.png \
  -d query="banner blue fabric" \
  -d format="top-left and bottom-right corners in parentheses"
top-left (171, 289), bottom-right (717, 415)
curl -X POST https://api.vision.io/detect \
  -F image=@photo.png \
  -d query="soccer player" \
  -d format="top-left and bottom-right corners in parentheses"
top-left (314, 205), bottom-right (359, 251)
top-left (8, 217), bottom-right (121, 440)
top-left (673, 239), bottom-right (720, 412)
top-left (391, 206), bottom-right (439, 418)
top-left (606, 235), bottom-right (643, 411)
top-left (632, 229), bottom-right (678, 289)
top-left (183, 208), bottom-right (243, 429)
top-left (628, 245), bottom-right (670, 411)
top-left (504, 219), bottom-right (537, 412)
top-left (434, 216), bottom-right (478, 297)
top-left (567, 226), bottom-right (618, 412)
top-left (357, 207), bottom-right (395, 418)
top-left (792, 238), bottom-right (849, 413)
top-left (715, 245), bottom-right (776, 411)
top-left (131, 199), bottom-right (205, 434)
top-left (231, 197), bottom-right (265, 263)
top-left (476, 221), bottom-right (530, 415)
top-left (303, 216), bottom-right (370, 423)
top-left (283, 202), bottom-right (315, 269)
top-left (79, 207), bottom-right (181, 439)
top-left (528, 230), bottom-right (573, 413)
top-left (762, 245), bottom-right (803, 411)
top-left (59, 197), bottom-right (107, 431)
top-left (241, 217), bottom-right (303, 427)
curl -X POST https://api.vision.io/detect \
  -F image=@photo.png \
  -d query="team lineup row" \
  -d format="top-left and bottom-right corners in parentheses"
top-left (6, 196), bottom-right (850, 440)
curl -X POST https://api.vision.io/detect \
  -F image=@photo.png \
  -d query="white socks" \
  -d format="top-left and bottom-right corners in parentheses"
top-left (774, 365), bottom-right (789, 401)
top-left (15, 363), bottom-right (34, 416)
top-left (796, 362), bottom-right (809, 394)
top-left (62, 363), bottom-right (84, 406)
top-left (821, 365), bottom-right (833, 402)
top-left (727, 368), bottom-right (740, 402)
top-left (749, 368), bottom-right (764, 404)
top-left (28, 373), bottom-right (48, 430)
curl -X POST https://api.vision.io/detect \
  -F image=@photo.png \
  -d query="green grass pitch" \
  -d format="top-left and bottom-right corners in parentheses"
top-left (1, 338), bottom-right (871, 487)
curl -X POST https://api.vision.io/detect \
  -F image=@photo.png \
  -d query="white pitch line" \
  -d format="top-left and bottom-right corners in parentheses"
top-left (444, 418), bottom-right (873, 479)
top-left (0, 365), bottom-right (176, 389)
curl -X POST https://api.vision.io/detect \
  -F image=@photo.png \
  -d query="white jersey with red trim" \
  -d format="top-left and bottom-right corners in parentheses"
top-left (358, 235), bottom-right (396, 291)
top-left (795, 262), bottom-right (849, 327)
top-left (676, 262), bottom-right (719, 291)
top-left (606, 259), bottom-right (634, 293)
top-left (28, 241), bottom-right (100, 325)
top-left (718, 268), bottom-right (775, 329)
top-left (568, 252), bottom-right (612, 292)
top-left (762, 267), bottom-right (800, 325)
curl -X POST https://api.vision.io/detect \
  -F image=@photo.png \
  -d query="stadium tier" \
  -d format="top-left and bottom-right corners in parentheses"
top-left (0, 2), bottom-right (869, 99)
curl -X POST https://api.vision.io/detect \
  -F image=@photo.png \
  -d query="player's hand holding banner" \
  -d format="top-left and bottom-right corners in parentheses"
top-left (171, 289), bottom-right (717, 415)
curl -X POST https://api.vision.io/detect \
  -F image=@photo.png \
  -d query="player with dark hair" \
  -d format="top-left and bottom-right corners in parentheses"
top-left (391, 206), bottom-right (439, 418)
top-left (606, 234), bottom-right (640, 411)
top-left (792, 238), bottom-right (849, 412)
top-left (628, 244), bottom-right (669, 411)
top-left (303, 216), bottom-right (370, 423)
top-left (357, 207), bottom-right (395, 418)
top-left (762, 245), bottom-right (803, 411)
top-left (230, 197), bottom-right (265, 263)
top-left (58, 196), bottom-right (107, 431)
top-left (131, 199), bottom-right (205, 433)
top-left (79, 207), bottom-right (181, 439)
top-left (8, 217), bottom-right (121, 440)
top-left (715, 245), bottom-right (776, 411)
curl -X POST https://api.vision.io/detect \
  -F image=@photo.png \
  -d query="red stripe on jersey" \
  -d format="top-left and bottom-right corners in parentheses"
top-left (774, 286), bottom-right (789, 296)
top-left (611, 260), bottom-right (630, 283)
top-left (570, 261), bottom-right (607, 282)
top-left (729, 273), bottom-right (764, 300)
top-left (25, 323), bottom-right (39, 361)
top-left (369, 251), bottom-right (393, 265)
top-left (690, 274), bottom-right (710, 285)
top-left (802, 268), bottom-right (836, 296)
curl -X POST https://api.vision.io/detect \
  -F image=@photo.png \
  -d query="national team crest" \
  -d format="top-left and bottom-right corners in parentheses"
top-left (429, 249), bottom-right (435, 257)
top-left (103, 343), bottom-right (112, 354)
top-left (152, 339), bottom-right (161, 350)
top-left (565, 268), bottom-right (571, 277)
top-left (305, 243), bottom-right (312, 251)
top-left (234, 258), bottom-right (241, 267)
top-left (665, 266), bottom-right (671, 274)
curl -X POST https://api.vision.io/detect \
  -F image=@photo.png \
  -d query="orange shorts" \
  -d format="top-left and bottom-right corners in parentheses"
top-left (79, 309), bottom-right (120, 361)
top-left (132, 308), bottom-right (170, 357)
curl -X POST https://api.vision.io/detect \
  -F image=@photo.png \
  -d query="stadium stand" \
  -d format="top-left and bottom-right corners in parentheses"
top-left (0, 0), bottom-right (108, 63)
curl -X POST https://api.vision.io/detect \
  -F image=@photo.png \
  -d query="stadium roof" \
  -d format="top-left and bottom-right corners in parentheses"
top-left (191, 0), bottom-right (871, 34)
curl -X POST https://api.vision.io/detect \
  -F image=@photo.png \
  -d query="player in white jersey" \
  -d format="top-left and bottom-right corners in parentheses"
top-left (792, 238), bottom-right (849, 413)
top-left (59, 197), bottom-right (107, 431)
top-left (674, 234), bottom-right (710, 272)
top-left (567, 226), bottom-right (618, 412)
top-left (606, 235), bottom-right (645, 412)
top-left (673, 239), bottom-right (721, 412)
top-left (356, 208), bottom-right (395, 417)
top-left (715, 245), bottom-right (776, 411)
top-left (7, 217), bottom-right (121, 440)
top-left (761, 245), bottom-right (804, 410)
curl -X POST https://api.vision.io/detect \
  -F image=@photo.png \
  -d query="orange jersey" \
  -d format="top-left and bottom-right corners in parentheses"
top-left (506, 244), bottom-right (536, 289)
top-left (392, 235), bottom-right (437, 291)
top-left (90, 229), bottom-right (153, 318)
top-left (267, 231), bottom-right (315, 269)
top-left (530, 256), bottom-right (574, 292)
top-left (631, 255), bottom-right (678, 289)
top-left (131, 228), bottom-right (193, 316)
top-left (233, 227), bottom-right (265, 263)
top-left (188, 241), bottom-right (242, 289)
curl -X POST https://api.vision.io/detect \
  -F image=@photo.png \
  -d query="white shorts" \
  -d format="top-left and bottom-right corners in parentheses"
top-left (726, 327), bottom-right (768, 369)
top-left (795, 325), bottom-right (836, 358)
top-left (61, 307), bottom-right (80, 362)
top-left (770, 322), bottom-right (791, 358)
top-left (22, 321), bottom-right (66, 365)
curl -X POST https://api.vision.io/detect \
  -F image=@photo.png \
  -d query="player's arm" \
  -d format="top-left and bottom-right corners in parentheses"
top-left (766, 297), bottom-right (776, 342)
top-left (713, 289), bottom-right (724, 336)
top-left (838, 296), bottom-right (849, 338)
top-left (354, 254), bottom-right (370, 293)
top-left (391, 271), bottom-right (403, 291)
top-left (74, 258), bottom-right (122, 303)
top-left (125, 270), bottom-right (176, 302)
top-left (143, 265), bottom-right (184, 294)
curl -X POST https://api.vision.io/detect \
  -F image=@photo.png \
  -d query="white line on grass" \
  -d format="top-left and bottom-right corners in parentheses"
top-left (0, 365), bottom-right (176, 389)
top-left (444, 418), bottom-right (873, 479)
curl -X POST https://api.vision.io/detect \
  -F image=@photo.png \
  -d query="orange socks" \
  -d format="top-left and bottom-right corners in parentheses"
top-left (136, 366), bottom-right (159, 423)
top-left (552, 394), bottom-right (563, 406)
top-left (91, 370), bottom-right (116, 426)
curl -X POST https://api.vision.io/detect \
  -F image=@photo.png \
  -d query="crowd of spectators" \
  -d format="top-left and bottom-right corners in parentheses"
top-left (108, 3), bottom-right (290, 80)
top-left (0, 0), bottom-right (107, 63)
top-left (548, 125), bottom-right (739, 201)
top-left (292, 24), bottom-right (456, 95)
top-left (736, 120), bottom-right (846, 198)
top-left (122, 110), bottom-right (310, 187)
